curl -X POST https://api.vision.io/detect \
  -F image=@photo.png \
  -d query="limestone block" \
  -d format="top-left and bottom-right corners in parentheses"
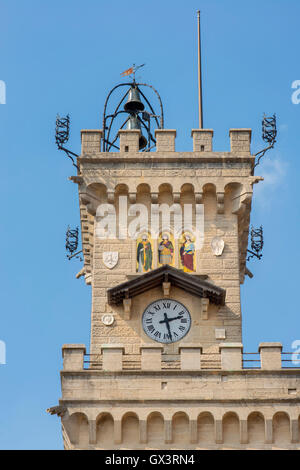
top-left (81, 130), bottom-right (102, 154)
top-left (179, 345), bottom-right (202, 370)
top-left (155, 129), bottom-right (176, 152)
top-left (62, 344), bottom-right (86, 371)
top-left (191, 129), bottom-right (214, 152)
top-left (219, 342), bottom-right (243, 370)
top-left (119, 129), bottom-right (140, 153)
top-left (101, 344), bottom-right (124, 371)
top-left (229, 129), bottom-right (251, 154)
top-left (259, 342), bottom-right (282, 370)
top-left (140, 345), bottom-right (164, 371)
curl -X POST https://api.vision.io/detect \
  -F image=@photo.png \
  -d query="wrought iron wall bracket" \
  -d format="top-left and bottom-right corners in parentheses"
top-left (55, 114), bottom-right (80, 171)
top-left (247, 226), bottom-right (264, 262)
top-left (254, 114), bottom-right (277, 171)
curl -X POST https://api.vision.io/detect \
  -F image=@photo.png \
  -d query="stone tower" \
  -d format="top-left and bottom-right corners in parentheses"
top-left (48, 89), bottom-right (300, 450)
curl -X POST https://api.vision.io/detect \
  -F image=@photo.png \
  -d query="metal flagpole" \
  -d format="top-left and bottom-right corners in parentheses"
top-left (197, 10), bottom-right (203, 129)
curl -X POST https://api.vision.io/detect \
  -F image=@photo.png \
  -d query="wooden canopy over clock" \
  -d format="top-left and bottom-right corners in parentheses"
top-left (107, 265), bottom-right (226, 306)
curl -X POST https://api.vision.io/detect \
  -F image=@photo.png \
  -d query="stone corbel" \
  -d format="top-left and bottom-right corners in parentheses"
top-left (123, 297), bottom-right (132, 320)
top-left (151, 192), bottom-right (159, 204)
top-left (195, 192), bottom-right (203, 204)
top-left (162, 282), bottom-right (171, 297)
top-left (107, 191), bottom-right (115, 204)
top-left (231, 187), bottom-right (253, 215)
top-left (250, 176), bottom-right (264, 186)
top-left (173, 192), bottom-right (181, 204)
top-left (200, 298), bottom-right (210, 320)
top-left (128, 192), bottom-right (136, 204)
top-left (216, 192), bottom-right (225, 214)
top-left (79, 192), bottom-right (101, 216)
top-left (69, 176), bottom-right (83, 185)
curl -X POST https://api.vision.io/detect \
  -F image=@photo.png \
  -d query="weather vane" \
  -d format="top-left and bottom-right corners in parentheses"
top-left (120, 63), bottom-right (145, 83)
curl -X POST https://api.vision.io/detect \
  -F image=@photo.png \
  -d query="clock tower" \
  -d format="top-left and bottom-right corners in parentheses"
top-left (48, 80), bottom-right (300, 450)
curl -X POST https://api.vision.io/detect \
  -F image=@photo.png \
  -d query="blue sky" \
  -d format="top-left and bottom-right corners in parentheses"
top-left (0, 0), bottom-right (299, 449)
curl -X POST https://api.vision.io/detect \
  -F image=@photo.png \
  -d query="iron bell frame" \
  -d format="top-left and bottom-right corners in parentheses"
top-left (102, 82), bottom-right (164, 152)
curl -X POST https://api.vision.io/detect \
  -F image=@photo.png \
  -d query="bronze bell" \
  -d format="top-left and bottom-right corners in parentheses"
top-left (126, 115), bottom-right (147, 149)
top-left (124, 86), bottom-right (145, 112)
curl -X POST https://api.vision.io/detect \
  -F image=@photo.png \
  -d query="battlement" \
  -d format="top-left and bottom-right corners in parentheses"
top-left (62, 342), bottom-right (291, 373)
top-left (80, 128), bottom-right (252, 155)
top-left (57, 342), bottom-right (300, 450)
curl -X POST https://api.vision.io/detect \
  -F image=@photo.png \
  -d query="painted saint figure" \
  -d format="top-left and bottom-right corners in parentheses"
top-left (180, 233), bottom-right (195, 272)
top-left (137, 234), bottom-right (153, 272)
top-left (158, 233), bottom-right (174, 265)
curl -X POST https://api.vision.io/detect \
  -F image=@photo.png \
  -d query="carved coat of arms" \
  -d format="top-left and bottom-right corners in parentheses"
top-left (211, 237), bottom-right (225, 256)
top-left (103, 251), bottom-right (119, 269)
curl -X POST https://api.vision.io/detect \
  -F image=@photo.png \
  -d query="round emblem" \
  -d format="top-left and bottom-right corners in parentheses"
top-left (101, 314), bottom-right (115, 326)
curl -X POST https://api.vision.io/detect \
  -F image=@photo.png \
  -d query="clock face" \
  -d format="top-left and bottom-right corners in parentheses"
top-left (142, 299), bottom-right (191, 344)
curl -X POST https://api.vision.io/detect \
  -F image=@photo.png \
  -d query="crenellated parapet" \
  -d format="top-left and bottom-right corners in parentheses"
top-left (55, 342), bottom-right (300, 450)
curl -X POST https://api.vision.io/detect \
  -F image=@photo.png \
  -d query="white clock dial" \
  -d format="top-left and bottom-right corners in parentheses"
top-left (142, 299), bottom-right (191, 344)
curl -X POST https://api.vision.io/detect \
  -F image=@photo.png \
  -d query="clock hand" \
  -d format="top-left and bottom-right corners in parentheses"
top-left (165, 315), bottom-right (183, 323)
top-left (159, 313), bottom-right (173, 341)
top-left (159, 315), bottom-right (183, 324)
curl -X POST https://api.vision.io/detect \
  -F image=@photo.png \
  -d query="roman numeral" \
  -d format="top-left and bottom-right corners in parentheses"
top-left (174, 332), bottom-right (178, 337)
top-left (181, 318), bottom-right (187, 323)
top-left (147, 311), bottom-right (155, 315)
top-left (164, 333), bottom-right (171, 340)
top-left (163, 302), bottom-right (171, 309)
top-left (154, 305), bottom-right (161, 311)
top-left (154, 331), bottom-right (161, 338)
top-left (179, 325), bottom-right (186, 332)
top-left (146, 318), bottom-right (152, 324)
top-left (147, 325), bottom-right (155, 332)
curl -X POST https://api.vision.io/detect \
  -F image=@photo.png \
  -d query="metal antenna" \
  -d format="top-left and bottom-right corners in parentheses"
top-left (197, 11), bottom-right (203, 128)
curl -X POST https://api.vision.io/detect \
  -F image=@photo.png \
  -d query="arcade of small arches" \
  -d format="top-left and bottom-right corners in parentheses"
top-left (80, 181), bottom-right (253, 214)
top-left (65, 409), bottom-right (300, 449)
